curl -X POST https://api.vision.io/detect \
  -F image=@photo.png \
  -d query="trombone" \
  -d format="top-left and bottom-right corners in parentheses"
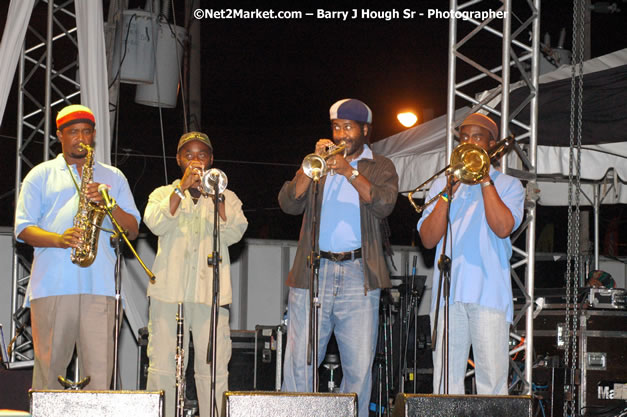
top-left (301, 141), bottom-right (347, 181)
top-left (408, 135), bottom-right (515, 213)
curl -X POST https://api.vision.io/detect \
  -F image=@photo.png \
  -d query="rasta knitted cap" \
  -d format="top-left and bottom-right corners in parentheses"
top-left (56, 104), bottom-right (95, 131)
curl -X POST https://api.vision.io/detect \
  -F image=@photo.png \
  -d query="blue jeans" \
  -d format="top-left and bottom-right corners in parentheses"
top-left (431, 302), bottom-right (510, 395)
top-left (282, 258), bottom-right (380, 417)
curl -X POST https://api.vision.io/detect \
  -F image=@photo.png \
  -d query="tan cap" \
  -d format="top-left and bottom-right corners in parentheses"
top-left (460, 113), bottom-right (498, 141)
top-left (177, 131), bottom-right (213, 152)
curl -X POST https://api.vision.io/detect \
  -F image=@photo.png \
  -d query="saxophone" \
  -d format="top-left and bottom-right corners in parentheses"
top-left (70, 143), bottom-right (106, 267)
top-left (175, 303), bottom-right (186, 417)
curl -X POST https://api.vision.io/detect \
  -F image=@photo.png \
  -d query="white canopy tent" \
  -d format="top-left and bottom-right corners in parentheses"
top-left (373, 49), bottom-right (627, 207)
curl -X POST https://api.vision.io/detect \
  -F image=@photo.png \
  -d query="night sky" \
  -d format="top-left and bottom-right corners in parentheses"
top-left (1, 0), bottom-right (625, 260)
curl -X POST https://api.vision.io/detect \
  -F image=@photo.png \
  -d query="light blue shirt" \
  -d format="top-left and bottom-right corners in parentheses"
top-left (15, 154), bottom-right (141, 303)
top-left (319, 145), bottom-right (373, 252)
top-left (416, 166), bottom-right (524, 322)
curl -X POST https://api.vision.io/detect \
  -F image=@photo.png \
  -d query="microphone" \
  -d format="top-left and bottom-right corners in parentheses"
top-left (98, 184), bottom-right (116, 210)
top-left (207, 168), bottom-right (221, 184)
top-left (201, 168), bottom-right (228, 196)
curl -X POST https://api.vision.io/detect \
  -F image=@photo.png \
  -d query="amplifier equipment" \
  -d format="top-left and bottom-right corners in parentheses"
top-left (224, 391), bottom-right (357, 417)
top-left (392, 393), bottom-right (532, 417)
top-left (29, 390), bottom-right (164, 417)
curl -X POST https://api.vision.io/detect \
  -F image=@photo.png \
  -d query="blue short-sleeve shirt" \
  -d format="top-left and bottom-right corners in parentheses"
top-left (417, 166), bottom-right (524, 322)
top-left (15, 154), bottom-right (141, 303)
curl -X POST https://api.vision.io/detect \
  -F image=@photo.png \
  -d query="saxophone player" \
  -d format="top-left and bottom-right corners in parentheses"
top-left (14, 104), bottom-right (141, 390)
top-left (144, 132), bottom-right (247, 417)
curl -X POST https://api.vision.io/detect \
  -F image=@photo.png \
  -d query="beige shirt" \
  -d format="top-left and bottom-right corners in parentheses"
top-left (144, 181), bottom-right (248, 305)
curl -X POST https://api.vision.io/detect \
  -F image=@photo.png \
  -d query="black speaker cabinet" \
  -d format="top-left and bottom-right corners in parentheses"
top-left (514, 307), bottom-right (627, 415)
top-left (229, 330), bottom-right (256, 390)
top-left (392, 393), bottom-right (532, 417)
top-left (254, 325), bottom-right (286, 391)
top-left (224, 391), bottom-right (357, 417)
top-left (579, 310), bottom-right (627, 414)
top-left (29, 390), bottom-right (164, 417)
top-left (229, 327), bottom-right (287, 391)
top-left (0, 366), bottom-right (32, 411)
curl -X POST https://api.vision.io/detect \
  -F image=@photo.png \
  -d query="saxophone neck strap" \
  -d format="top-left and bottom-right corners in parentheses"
top-left (64, 158), bottom-right (82, 195)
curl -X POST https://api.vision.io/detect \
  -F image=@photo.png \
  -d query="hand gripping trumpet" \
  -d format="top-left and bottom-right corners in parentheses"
top-left (408, 135), bottom-right (515, 213)
top-left (301, 141), bottom-right (347, 182)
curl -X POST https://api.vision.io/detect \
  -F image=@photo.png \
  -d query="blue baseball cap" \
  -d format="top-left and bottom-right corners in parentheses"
top-left (329, 98), bottom-right (372, 124)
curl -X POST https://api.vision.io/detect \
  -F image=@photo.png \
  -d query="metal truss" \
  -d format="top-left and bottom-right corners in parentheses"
top-left (445, 0), bottom-right (540, 396)
top-left (9, 0), bottom-right (80, 367)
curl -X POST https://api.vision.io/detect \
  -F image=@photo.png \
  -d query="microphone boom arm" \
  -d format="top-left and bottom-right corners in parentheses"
top-left (98, 184), bottom-right (156, 283)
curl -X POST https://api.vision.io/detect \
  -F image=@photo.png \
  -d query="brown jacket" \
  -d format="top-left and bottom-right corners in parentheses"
top-left (278, 152), bottom-right (399, 291)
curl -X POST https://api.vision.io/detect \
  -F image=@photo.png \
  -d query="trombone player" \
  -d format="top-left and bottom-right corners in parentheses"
top-left (417, 113), bottom-right (524, 395)
top-left (144, 131), bottom-right (248, 417)
top-left (279, 99), bottom-right (398, 417)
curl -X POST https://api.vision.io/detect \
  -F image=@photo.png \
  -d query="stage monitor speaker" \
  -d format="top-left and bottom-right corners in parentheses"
top-left (29, 390), bottom-right (164, 417)
top-left (392, 393), bottom-right (532, 417)
top-left (224, 391), bottom-right (357, 417)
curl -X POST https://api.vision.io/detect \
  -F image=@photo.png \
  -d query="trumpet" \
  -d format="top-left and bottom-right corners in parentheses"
top-left (301, 141), bottom-right (347, 181)
top-left (191, 167), bottom-right (228, 196)
top-left (201, 168), bottom-right (228, 196)
top-left (408, 135), bottom-right (515, 213)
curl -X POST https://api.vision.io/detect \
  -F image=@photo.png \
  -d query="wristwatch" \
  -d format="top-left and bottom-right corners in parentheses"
top-left (481, 179), bottom-right (494, 189)
top-left (348, 169), bottom-right (360, 183)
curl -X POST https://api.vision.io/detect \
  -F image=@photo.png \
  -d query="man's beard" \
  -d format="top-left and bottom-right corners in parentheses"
top-left (344, 136), bottom-right (365, 157)
top-left (69, 150), bottom-right (87, 159)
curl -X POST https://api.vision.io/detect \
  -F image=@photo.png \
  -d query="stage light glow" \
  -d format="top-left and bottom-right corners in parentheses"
top-left (397, 112), bottom-right (418, 127)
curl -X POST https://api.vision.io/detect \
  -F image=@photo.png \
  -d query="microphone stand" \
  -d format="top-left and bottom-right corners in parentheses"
top-left (206, 182), bottom-right (222, 417)
top-left (100, 201), bottom-right (156, 391)
top-left (411, 257), bottom-right (419, 394)
top-left (430, 175), bottom-right (454, 394)
top-left (400, 257), bottom-right (420, 394)
top-left (306, 177), bottom-right (322, 392)
top-left (398, 260), bottom-right (408, 394)
top-left (111, 232), bottom-right (122, 390)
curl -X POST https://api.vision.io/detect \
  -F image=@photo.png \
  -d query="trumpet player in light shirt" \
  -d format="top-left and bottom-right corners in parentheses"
top-left (144, 131), bottom-right (248, 417)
